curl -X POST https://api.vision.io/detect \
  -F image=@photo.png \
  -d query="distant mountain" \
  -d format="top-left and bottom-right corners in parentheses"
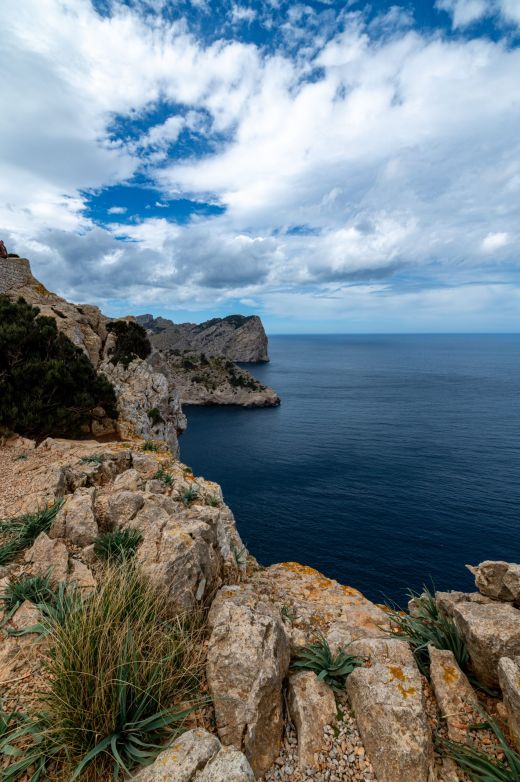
top-left (136, 313), bottom-right (269, 363)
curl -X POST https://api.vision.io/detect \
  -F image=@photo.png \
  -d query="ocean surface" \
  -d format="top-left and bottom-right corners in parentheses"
top-left (179, 335), bottom-right (520, 605)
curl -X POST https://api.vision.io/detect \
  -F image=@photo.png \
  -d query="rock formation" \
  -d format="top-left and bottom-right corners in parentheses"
top-left (137, 313), bottom-right (270, 363)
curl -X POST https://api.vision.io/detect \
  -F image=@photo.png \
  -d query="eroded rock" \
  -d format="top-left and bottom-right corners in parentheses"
top-left (24, 532), bottom-right (69, 583)
top-left (287, 671), bottom-right (337, 769)
top-left (467, 561), bottom-right (520, 605)
top-left (197, 746), bottom-right (255, 782)
top-left (498, 656), bottom-right (520, 752)
top-left (51, 487), bottom-right (98, 546)
top-left (428, 646), bottom-right (479, 742)
top-left (130, 728), bottom-right (220, 781)
top-left (206, 587), bottom-right (290, 777)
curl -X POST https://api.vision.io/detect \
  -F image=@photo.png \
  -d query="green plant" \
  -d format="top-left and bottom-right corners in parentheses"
top-left (206, 494), bottom-right (220, 507)
top-left (14, 453), bottom-right (27, 461)
top-left (94, 529), bottom-right (143, 562)
top-left (291, 632), bottom-right (361, 691)
top-left (79, 454), bottom-right (103, 465)
top-left (281, 604), bottom-right (297, 623)
top-left (142, 440), bottom-right (160, 452)
top-left (0, 499), bottom-right (63, 566)
top-left (386, 587), bottom-right (468, 677)
top-left (2, 564), bottom-right (205, 780)
top-left (0, 572), bottom-right (55, 622)
top-left (154, 467), bottom-right (173, 486)
top-left (439, 711), bottom-right (520, 781)
top-left (0, 295), bottom-right (117, 439)
top-left (5, 581), bottom-right (84, 637)
top-left (106, 320), bottom-right (151, 369)
top-left (231, 545), bottom-right (246, 568)
top-left (147, 407), bottom-right (164, 427)
top-left (0, 711), bottom-right (59, 781)
top-left (180, 486), bottom-right (199, 506)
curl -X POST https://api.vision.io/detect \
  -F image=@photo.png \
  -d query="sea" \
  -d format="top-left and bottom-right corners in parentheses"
top-left (179, 335), bottom-right (520, 605)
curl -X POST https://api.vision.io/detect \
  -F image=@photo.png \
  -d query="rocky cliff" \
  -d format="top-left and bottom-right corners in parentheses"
top-left (137, 313), bottom-right (270, 363)
top-left (0, 256), bottom-right (186, 452)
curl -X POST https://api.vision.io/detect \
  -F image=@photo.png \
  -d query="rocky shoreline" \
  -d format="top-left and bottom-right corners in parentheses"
top-left (2, 433), bottom-right (520, 781)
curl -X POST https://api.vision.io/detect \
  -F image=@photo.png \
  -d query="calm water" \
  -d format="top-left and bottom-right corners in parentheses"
top-left (179, 335), bottom-right (520, 604)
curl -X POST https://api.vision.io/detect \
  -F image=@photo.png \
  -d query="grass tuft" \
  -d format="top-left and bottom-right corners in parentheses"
top-left (142, 441), bottom-right (160, 452)
top-left (180, 486), bottom-right (199, 507)
top-left (79, 454), bottom-right (103, 465)
top-left (0, 564), bottom-right (206, 780)
top-left (0, 500), bottom-right (64, 566)
top-left (0, 572), bottom-right (55, 622)
top-left (94, 529), bottom-right (143, 563)
top-left (153, 467), bottom-right (173, 486)
top-left (292, 632), bottom-right (361, 691)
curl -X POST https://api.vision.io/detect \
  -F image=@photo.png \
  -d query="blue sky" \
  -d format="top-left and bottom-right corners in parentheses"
top-left (0, 0), bottom-right (519, 332)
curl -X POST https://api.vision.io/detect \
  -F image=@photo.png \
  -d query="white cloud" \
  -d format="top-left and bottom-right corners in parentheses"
top-left (436, 0), bottom-right (520, 27)
top-left (107, 206), bottom-right (127, 214)
top-left (230, 5), bottom-right (257, 24)
top-left (482, 231), bottom-right (510, 252)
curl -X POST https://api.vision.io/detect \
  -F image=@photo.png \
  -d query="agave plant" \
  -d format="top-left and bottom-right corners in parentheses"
top-left (94, 529), bottom-right (143, 563)
top-left (0, 712), bottom-right (59, 782)
top-left (439, 711), bottom-right (520, 781)
top-left (0, 500), bottom-right (64, 566)
top-left (0, 572), bottom-right (55, 624)
top-left (386, 586), bottom-right (468, 676)
top-left (292, 632), bottom-right (361, 690)
top-left (153, 467), bottom-right (173, 486)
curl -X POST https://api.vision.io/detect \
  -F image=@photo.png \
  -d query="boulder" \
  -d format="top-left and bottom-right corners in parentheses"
top-left (498, 657), bottom-right (520, 752)
top-left (108, 491), bottom-right (145, 528)
top-left (436, 590), bottom-right (493, 618)
top-left (24, 532), bottom-right (69, 583)
top-left (467, 561), bottom-right (520, 605)
top-left (450, 601), bottom-right (520, 688)
top-left (197, 747), bottom-right (255, 781)
top-left (287, 671), bottom-right (337, 768)
top-left (113, 469), bottom-right (142, 491)
top-left (428, 646), bottom-right (479, 742)
top-left (51, 487), bottom-right (98, 546)
top-left (130, 728), bottom-right (220, 781)
top-left (206, 587), bottom-right (290, 777)
top-left (69, 559), bottom-right (96, 591)
top-left (346, 637), bottom-right (434, 782)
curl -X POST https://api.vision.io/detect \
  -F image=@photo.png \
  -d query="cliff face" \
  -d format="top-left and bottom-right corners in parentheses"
top-left (0, 256), bottom-right (186, 452)
top-left (137, 313), bottom-right (270, 363)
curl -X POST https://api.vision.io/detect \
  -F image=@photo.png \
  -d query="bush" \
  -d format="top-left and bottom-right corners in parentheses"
top-left (147, 407), bottom-right (164, 426)
top-left (107, 320), bottom-right (151, 368)
top-left (0, 296), bottom-right (117, 439)
top-left (0, 565), bottom-right (206, 780)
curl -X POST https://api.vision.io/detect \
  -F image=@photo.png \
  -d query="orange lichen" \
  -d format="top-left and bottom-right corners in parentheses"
top-left (397, 684), bottom-right (417, 699)
top-left (342, 585), bottom-right (363, 597)
top-left (443, 664), bottom-right (458, 685)
top-left (388, 665), bottom-right (406, 682)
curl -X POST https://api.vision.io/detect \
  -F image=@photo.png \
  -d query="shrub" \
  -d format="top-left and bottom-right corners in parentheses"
top-left (291, 632), bottom-right (361, 691)
top-left (0, 500), bottom-right (64, 566)
top-left (439, 710), bottom-right (520, 781)
top-left (0, 565), bottom-right (205, 780)
top-left (94, 529), bottom-right (143, 562)
top-left (147, 407), bottom-right (164, 427)
top-left (0, 296), bottom-right (117, 439)
top-left (386, 587), bottom-right (468, 677)
top-left (107, 320), bottom-right (151, 369)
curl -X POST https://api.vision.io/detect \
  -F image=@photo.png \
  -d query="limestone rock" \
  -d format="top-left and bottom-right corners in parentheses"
top-left (467, 561), bottom-right (520, 604)
top-left (24, 532), bottom-right (69, 583)
top-left (498, 657), bottom-right (520, 752)
top-left (114, 468), bottom-right (142, 491)
top-left (108, 491), bottom-right (145, 528)
top-left (450, 601), bottom-right (520, 688)
top-left (51, 487), bottom-right (98, 546)
top-left (130, 728), bottom-right (220, 781)
top-left (428, 646), bottom-right (479, 742)
top-left (69, 558), bottom-right (96, 591)
top-left (346, 637), bottom-right (434, 782)
top-left (287, 671), bottom-right (337, 768)
top-left (206, 587), bottom-right (290, 777)
top-left (436, 590), bottom-right (493, 618)
top-left (197, 747), bottom-right (255, 781)
top-left (9, 600), bottom-right (40, 633)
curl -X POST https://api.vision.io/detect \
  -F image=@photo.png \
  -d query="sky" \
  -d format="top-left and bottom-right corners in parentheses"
top-left (0, 0), bottom-right (519, 333)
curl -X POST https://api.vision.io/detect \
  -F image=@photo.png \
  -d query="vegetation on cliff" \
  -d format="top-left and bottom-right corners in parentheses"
top-left (106, 319), bottom-right (151, 369)
top-left (0, 296), bottom-right (116, 438)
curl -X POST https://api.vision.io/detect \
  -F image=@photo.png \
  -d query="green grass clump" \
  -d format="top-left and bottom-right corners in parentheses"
top-left (206, 494), bottom-right (220, 507)
top-left (292, 632), bottom-right (361, 691)
top-left (94, 529), bottom-right (143, 563)
top-left (0, 565), bottom-right (206, 781)
top-left (386, 587), bottom-right (468, 677)
top-left (142, 440), bottom-right (160, 452)
top-left (79, 454), bottom-right (103, 465)
top-left (0, 500), bottom-right (63, 566)
top-left (153, 467), bottom-right (173, 486)
top-left (1, 577), bottom-right (83, 636)
top-left (439, 711), bottom-right (520, 781)
top-left (0, 572), bottom-right (54, 621)
top-left (147, 408), bottom-right (164, 427)
top-left (180, 486), bottom-right (199, 507)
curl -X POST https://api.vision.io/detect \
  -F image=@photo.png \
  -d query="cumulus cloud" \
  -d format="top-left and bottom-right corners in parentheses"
top-left (0, 0), bottom-right (519, 330)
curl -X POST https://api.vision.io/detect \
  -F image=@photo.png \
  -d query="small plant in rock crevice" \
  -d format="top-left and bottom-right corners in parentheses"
top-left (142, 440), bottom-right (160, 452)
top-left (206, 494), bottom-right (220, 507)
top-left (147, 408), bottom-right (164, 427)
top-left (281, 604), bottom-right (297, 623)
top-left (0, 572), bottom-right (55, 623)
top-left (0, 499), bottom-right (64, 566)
top-left (231, 544), bottom-right (247, 568)
top-left (153, 467), bottom-right (173, 486)
top-left (291, 632), bottom-right (361, 691)
top-left (180, 486), bottom-right (199, 507)
top-left (94, 529), bottom-right (143, 563)
top-left (80, 454), bottom-right (103, 465)
top-left (386, 586), bottom-right (469, 678)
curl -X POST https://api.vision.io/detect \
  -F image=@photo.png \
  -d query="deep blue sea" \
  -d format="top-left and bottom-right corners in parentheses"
top-left (179, 335), bottom-right (520, 605)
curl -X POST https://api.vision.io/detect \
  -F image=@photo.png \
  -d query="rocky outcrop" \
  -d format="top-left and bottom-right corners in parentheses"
top-left (428, 646), bottom-right (479, 743)
top-left (206, 586), bottom-right (291, 777)
top-left (287, 671), bottom-right (336, 769)
top-left (346, 637), bottom-right (434, 782)
top-left (467, 560), bottom-right (520, 605)
top-left (498, 657), bottom-right (520, 752)
top-left (148, 350), bottom-right (279, 408)
top-left (137, 313), bottom-right (269, 363)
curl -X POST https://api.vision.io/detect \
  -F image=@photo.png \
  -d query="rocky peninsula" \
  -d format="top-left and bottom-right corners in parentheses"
top-left (2, 255), bottom-right (520, 782)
